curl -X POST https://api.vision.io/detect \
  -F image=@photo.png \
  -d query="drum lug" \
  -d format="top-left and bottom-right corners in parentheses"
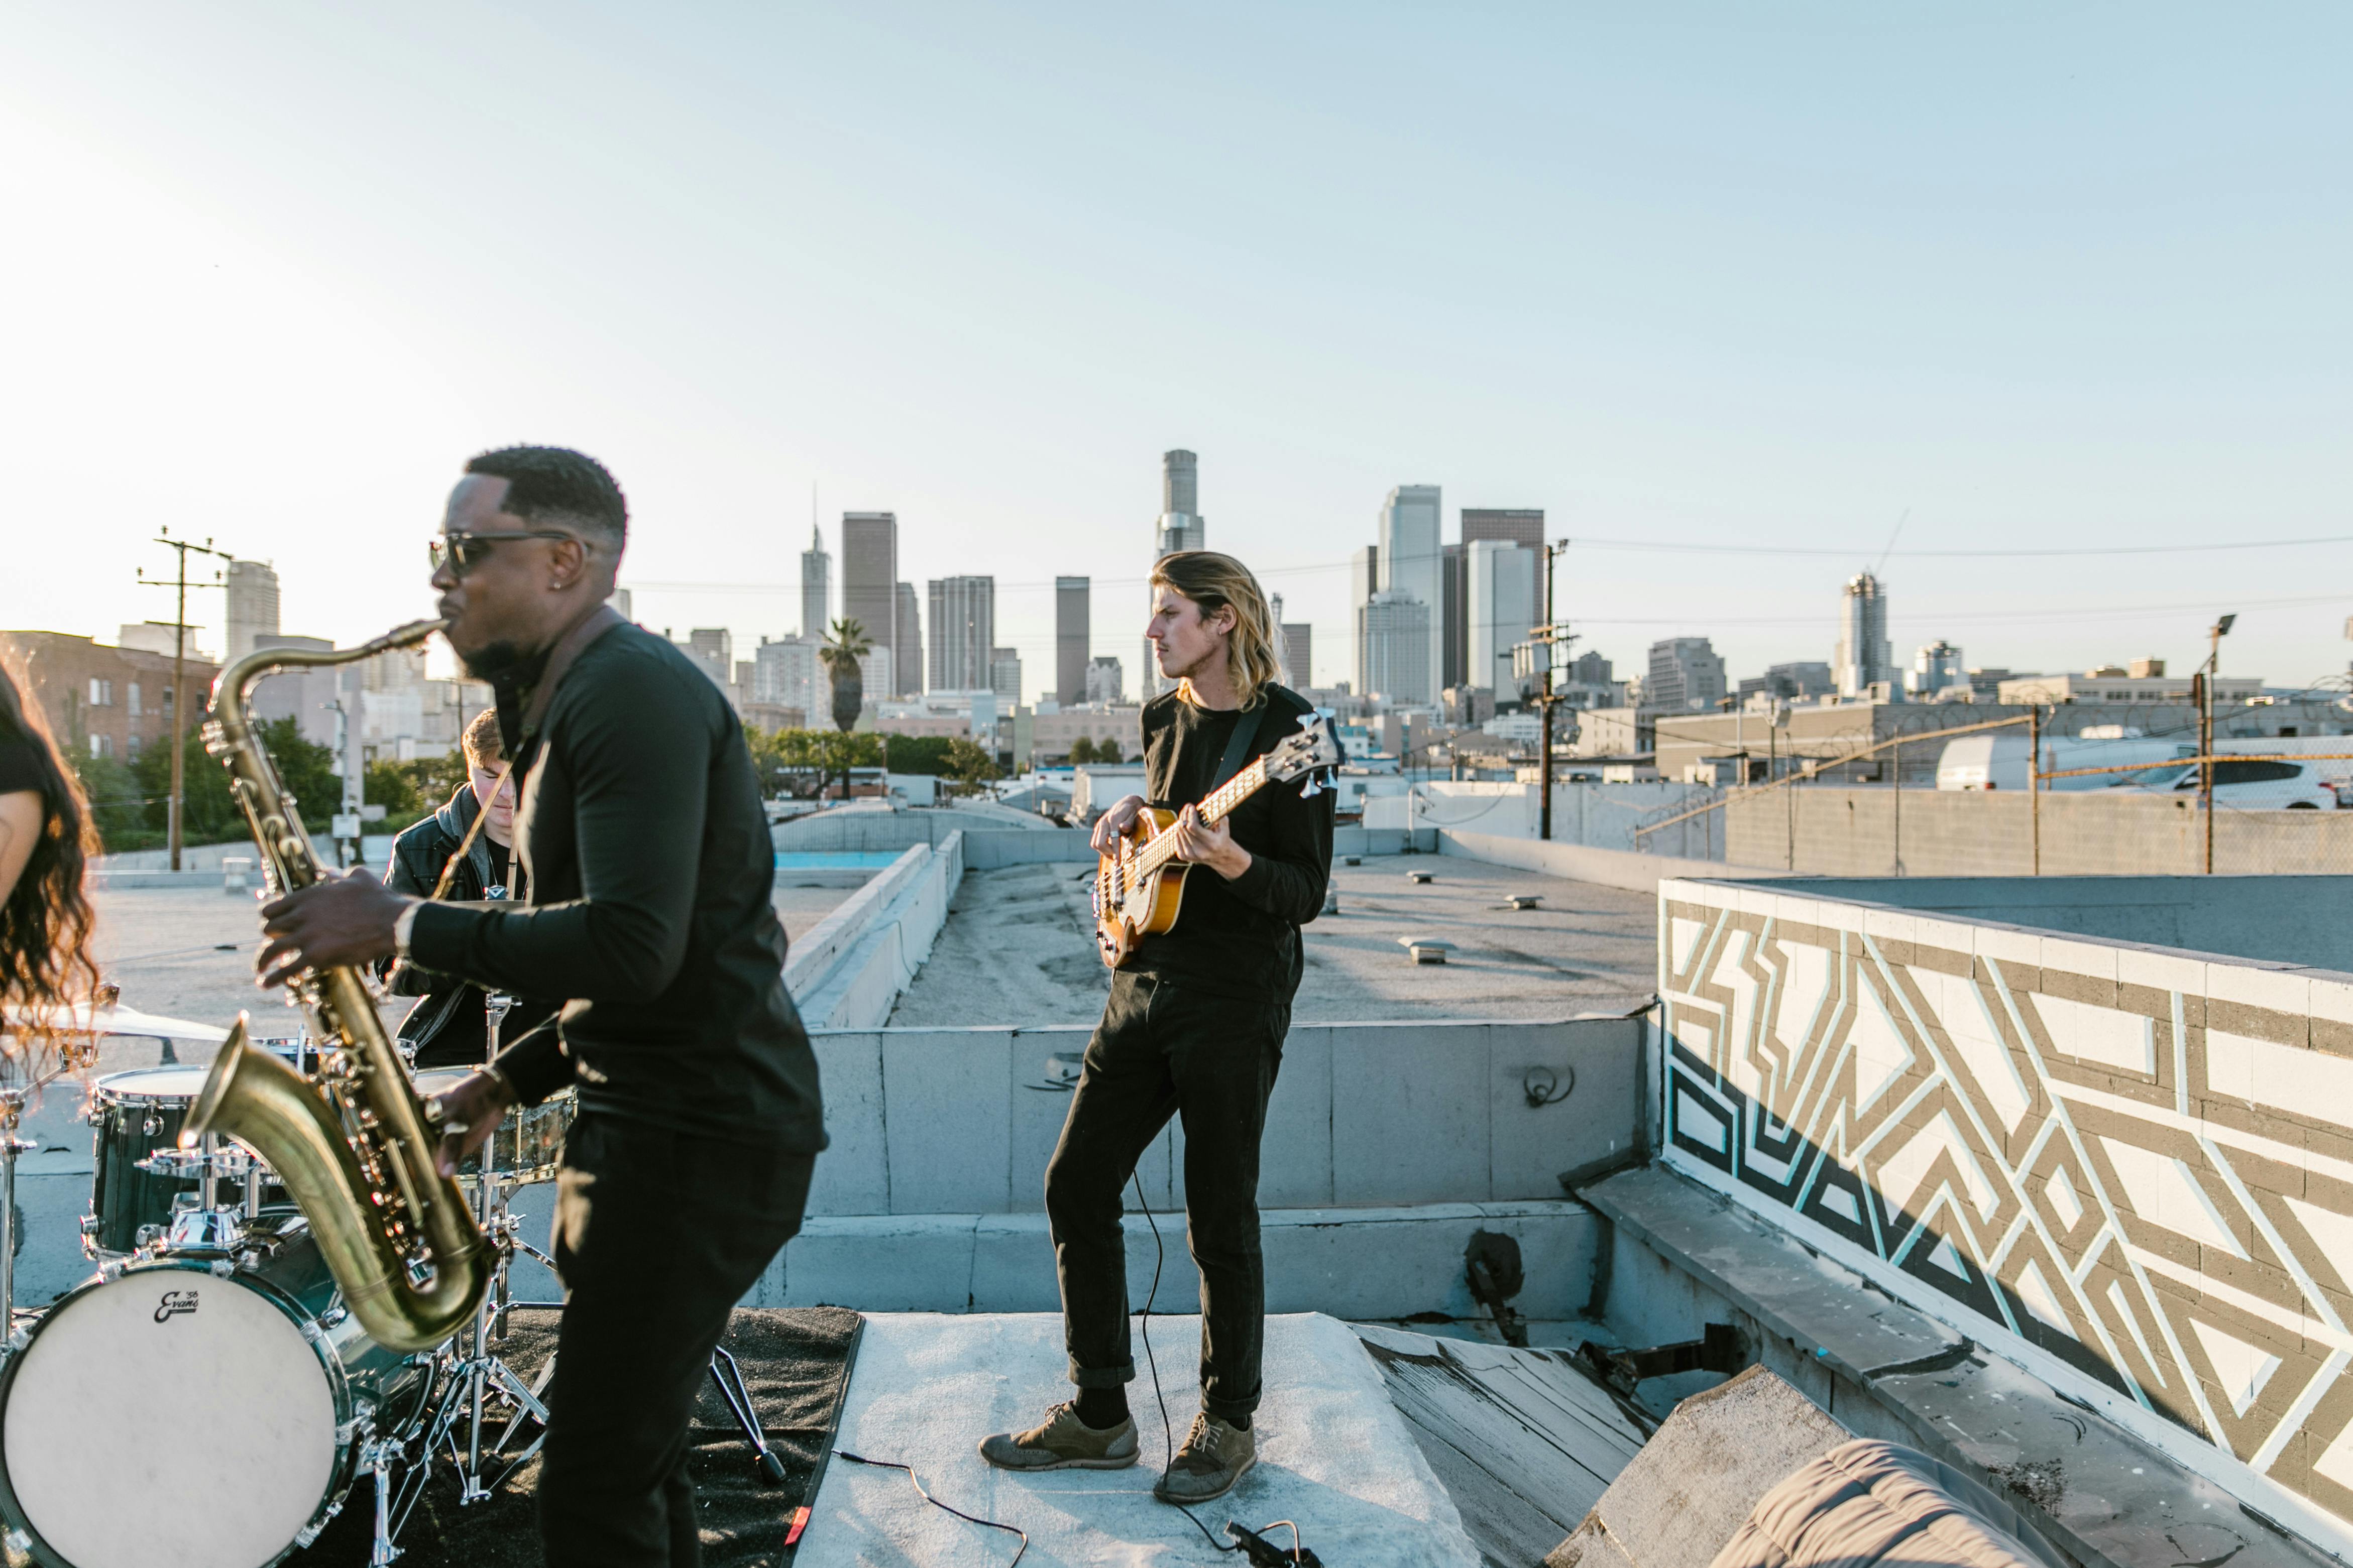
top-left (4, 1325), bottom-right (25, 1354)
top-left (209, 1259), bottom-right (236, 1278)
top-left (77, 1215), bottom-right (99, 1237)
top-left (302, 1316), bottom-right (327, 1344)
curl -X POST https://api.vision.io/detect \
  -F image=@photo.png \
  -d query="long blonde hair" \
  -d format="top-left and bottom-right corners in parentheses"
top-left (1150, 551), bottom-right (1282, 711)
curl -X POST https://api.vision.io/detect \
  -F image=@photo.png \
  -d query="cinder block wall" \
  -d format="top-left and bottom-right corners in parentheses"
top-left (1727, 785), bottom-right (2353, 877)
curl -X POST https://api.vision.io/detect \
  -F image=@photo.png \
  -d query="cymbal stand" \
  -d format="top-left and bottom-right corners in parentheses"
top-left (417, 1170), bottom-right (551, 1505)
top-left (0, 1088), bottom-right (29, 1349)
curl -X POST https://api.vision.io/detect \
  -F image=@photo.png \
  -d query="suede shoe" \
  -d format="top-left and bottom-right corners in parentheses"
top-left (978, 1402), bottom-right (1141, 1471)
top-left (1153, 1412), bottom-right (1256, 1504)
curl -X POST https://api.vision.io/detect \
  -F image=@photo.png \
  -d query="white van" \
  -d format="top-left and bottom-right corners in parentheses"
top-left (1935, 733), bottom-right (2193, 792)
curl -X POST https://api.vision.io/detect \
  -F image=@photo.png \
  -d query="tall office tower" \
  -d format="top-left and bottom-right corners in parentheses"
top-left (928, 575), bottom-right (996, 691)
top-left (686, 628), bottom-right (733, 691)
top-left (1466, 541), bottom-right (1540, 698)
top-left (1834, 572), bottom-right (1893, 697)
top-left (1647, 637), bottom-right (1727, 711)
top-left (894, 582), bottom-right (923, 696)
top-left (1439, 543), bottom-right (1466, 691)
top-left (1377, 486), bottom-right (1443, 704)
top-left (1154, 449), bottom-right (1205, 556)
top-left (1085, 656), bottom-right (1124, 705)
top-left (989, 648), bottom-right (1022, 701)
top-left (1570, 650), bottom-right (1614, 687)
top-left (1055, 576), bottom-right (1089, 705)
top-left (1908, 640), bottom-right (1964, 698)
top-left (1281, 624), bottom-right (1313, 690)
top-left (225, 559), bottom-right (281, 664)
top-left (1357, 592), bottom-right (1432, 705)
top-left (1463, 508), bottom-right (1546, 636)
top-left (841, 512), bottom-right (899, 679)
top-left (801, 525), bottom-right (832, 639)
top-left (754, 635), bottom-right (824, 720)
top-left (1146, 449), bottom-right (1206, 698)
top-left (1350, 544), bottom-right (1380, 694)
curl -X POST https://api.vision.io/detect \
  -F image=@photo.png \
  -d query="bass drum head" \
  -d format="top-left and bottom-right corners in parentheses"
top-left (1, 1267), bottom-right (338, 1568)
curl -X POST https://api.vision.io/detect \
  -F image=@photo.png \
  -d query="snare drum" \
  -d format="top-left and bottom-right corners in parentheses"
top-left (414, 1068), bottom-right (577, 1186)
top-left (0, 1224), bottom-right (432, 1568)
top-left (82, 1066), bottom-right (289, 1258)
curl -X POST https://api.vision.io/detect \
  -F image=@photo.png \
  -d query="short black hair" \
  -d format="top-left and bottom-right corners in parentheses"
top-left (464, 445), bottom-right (628, 554)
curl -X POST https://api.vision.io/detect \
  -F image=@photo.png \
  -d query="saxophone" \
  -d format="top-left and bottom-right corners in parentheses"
top-left (181, 619), bottom-right (491, 1353)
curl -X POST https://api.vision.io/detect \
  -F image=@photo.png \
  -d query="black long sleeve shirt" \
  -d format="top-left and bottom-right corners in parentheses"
top-left (1128, 684), bottom-right (1334, 1003)
top-left (406, 621), bottom-right (825, 1152)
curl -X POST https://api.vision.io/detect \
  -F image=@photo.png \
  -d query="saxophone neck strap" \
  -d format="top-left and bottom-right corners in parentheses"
top-left (517, 602), bottom-right (628, 756)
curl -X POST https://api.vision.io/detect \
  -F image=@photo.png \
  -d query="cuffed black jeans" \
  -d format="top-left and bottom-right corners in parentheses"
top-left (1044, 970), bottom-right (1289, 1423)
top-left (539, 1113), bottom-right (815, 1567)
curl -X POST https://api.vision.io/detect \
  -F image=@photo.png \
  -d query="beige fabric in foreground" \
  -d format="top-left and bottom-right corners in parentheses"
top-left (1709, 1439), bottom-right (2051, 1568)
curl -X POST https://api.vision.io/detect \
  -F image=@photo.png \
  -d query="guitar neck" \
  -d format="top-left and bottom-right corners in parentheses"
top-left (1133, 756), bottom-right (1270, 875)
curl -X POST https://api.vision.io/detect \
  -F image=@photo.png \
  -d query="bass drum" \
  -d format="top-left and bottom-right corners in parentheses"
top-left (0, 1223), bottom-right (432, 1568)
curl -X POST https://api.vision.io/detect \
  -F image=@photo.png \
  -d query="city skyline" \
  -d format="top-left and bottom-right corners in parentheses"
top-left (5, 8), bottom-right (2348, 702)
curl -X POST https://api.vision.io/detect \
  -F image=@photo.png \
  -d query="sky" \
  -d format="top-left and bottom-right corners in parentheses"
top-left (3, 4), bottom-right (2348, 701)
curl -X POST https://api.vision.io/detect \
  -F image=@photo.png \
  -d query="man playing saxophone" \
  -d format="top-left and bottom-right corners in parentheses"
top-left (253, 445), bottom-right (824, 1567)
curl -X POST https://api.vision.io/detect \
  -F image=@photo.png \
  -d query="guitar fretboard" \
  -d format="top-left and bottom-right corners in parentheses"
top-left (1131, 755), bottom-right (1271, 876)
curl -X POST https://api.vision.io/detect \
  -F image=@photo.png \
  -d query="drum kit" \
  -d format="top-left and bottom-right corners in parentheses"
top-left (0, 996), bottom-right (783, 1568)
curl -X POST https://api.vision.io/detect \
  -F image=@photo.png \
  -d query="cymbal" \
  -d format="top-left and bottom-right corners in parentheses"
top-left (2, 1000), bottom-right (231, 1043)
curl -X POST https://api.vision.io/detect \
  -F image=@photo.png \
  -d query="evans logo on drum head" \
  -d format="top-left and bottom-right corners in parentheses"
top-left (153, 1290), bottom-right (198, 1323)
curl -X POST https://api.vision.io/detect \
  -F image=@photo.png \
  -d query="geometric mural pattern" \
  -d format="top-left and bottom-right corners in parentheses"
top-left (1658, 894), bottom-right (2353, 1534)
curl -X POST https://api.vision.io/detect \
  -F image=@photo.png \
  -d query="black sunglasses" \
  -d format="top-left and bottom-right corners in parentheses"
top-left (428, 529), bottom-right (585, 576)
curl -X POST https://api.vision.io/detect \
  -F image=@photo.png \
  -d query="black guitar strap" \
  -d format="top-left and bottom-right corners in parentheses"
top-left (1208, 700), bottom-right (1267, 794)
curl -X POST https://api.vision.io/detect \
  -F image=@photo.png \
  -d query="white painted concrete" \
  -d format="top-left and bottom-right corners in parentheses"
top-left (788, 834), bottom-right (965, 1029)
top-left (746, 1200), bottom-right (1601, 1319)
top-left (803, 1018), bottom-right (1642, 1219)
top-left (797, 1312), bottom-right (1483, 1568)
top-left (1438, 830), bottom-right (1791, 895)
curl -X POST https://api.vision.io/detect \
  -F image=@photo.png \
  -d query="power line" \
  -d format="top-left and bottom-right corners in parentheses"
top-left (622, 530), bottom-right (2353, 600)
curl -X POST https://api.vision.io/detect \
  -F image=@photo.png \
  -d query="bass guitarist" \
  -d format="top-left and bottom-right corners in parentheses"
top-left (980, 550), bottom-right (1333, 1504)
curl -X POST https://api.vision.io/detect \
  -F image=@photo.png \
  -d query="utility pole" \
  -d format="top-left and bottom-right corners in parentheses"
top-left (137, 531), bottom-right (232, 870)
top-left (1517, 540), bottom-right (1574, 841)
top-left (2200, 613), bottom-right (2236, 875)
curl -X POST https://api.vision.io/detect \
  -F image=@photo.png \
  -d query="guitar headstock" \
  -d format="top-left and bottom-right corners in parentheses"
top-left (1265, 712), bottom-right (1344, 797)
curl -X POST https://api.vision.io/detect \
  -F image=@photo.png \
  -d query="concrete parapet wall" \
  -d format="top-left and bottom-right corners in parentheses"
top-left (784, 834), bottom-right (963, 1030)
top-left (1438, 830), bottom-right (1788, 896)
top-left (1728, 784), bottom-right (2353, 877)
top-left (804, 1017), bottom-right (1643, 1219)
top-left (1656, 874), bottom-right (2353, 1551)
top-left (749, 1200), bottom-right (1599, 1320)
top-left (772, 806), bottom-right (1055, 855)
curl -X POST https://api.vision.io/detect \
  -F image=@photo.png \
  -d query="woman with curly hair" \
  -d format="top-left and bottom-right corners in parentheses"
top-left (0, 658), bottom-right (100, 1057)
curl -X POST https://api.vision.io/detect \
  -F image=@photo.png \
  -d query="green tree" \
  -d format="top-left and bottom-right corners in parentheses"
top-left (1068, 736), bottom-right (1096, 765)
top-left (944, 737), bottom-right (999, 786)
top-left (72, 753), bottom-right (157, 853)
top-left (1094, 736), bottom-right (1124, 765)
top-left (882, 734), bottom-right (955, 776)
top-left (365, 760), bottom-right (426, 831)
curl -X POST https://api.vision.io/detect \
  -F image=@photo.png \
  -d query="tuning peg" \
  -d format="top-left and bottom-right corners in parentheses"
top-left (1299, 776), bottom-right (1324, 798)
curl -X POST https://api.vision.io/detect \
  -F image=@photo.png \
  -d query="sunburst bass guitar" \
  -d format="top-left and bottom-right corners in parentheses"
top-left (1092, 711), bottom-right (1343, 969)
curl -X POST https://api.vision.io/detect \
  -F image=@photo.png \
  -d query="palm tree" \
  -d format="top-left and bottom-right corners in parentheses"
top-left (818, 619), bottom-right (873, 801)
top-left (820, 619), bottom-right (872, 733)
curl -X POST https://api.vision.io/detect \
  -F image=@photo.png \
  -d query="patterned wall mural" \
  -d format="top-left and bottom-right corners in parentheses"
top-left (1657, 883), bottom-right (2353, 1537)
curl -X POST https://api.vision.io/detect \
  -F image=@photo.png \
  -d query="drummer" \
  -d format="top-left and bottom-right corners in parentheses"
top-left (382, 708), bottom-right (552, 1068)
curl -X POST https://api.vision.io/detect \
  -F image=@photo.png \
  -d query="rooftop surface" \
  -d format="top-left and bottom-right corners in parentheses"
top-left (801, 1311), bottom-right (1482, 1567)
top-left (889, 852), bottom-right (1658, 1026)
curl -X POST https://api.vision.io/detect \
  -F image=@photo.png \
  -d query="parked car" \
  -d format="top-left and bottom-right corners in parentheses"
top-left (2117, 758), bottom-right (2341, 809)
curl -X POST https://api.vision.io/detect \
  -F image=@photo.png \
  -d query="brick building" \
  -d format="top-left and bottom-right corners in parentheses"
top-left (0, 631), bottom-right (219, 766)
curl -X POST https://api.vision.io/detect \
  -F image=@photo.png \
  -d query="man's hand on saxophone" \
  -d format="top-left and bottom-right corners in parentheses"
top-left (254, 870), bottom-right (416, 989)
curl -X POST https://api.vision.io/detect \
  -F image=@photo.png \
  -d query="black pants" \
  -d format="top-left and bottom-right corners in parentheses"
top-left (1044, 971), bottom-right (1289, 1423)
top-left (539, 1114), bottom-right (815, 1567)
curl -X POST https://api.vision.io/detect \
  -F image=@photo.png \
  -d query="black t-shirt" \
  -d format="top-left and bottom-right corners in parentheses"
top-left (0, 733), bottom-right (48, 796)
top-left (484, 840), bottom-right (511, 896)
top-left (1127, 686), bottom-right (1335, 1003)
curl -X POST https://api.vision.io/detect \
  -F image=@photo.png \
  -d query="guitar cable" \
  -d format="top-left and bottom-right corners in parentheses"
top-left (1131, 1173), bottom-right (1317, 1566)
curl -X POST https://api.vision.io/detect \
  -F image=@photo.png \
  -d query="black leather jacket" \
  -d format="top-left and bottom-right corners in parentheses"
top-left (385, 784), bottom-right (544, 1067)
